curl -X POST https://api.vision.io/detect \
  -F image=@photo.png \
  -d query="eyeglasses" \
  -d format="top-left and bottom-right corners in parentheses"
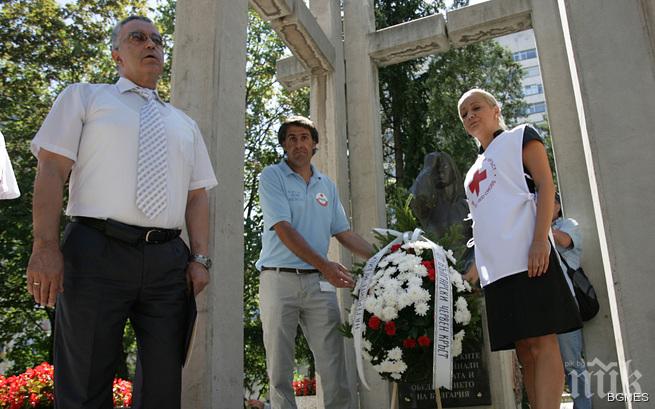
top-left (126, 31), bottom-right (165, 48)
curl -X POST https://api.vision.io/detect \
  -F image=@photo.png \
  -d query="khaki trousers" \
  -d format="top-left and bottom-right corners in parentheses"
top-left (259, 270), bottom-right (351, 409)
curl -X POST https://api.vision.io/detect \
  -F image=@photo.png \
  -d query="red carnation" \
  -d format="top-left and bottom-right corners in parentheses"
top-left (422, 260), bottom-right (436, 282)
top-left (384, 321), bottom-right (396, 336)
top-left (418, 335), bottom-right (431, 347)
top-left (403, 338), bottom-right (417, 348)
top-left (368, 315), bottom-right (381, 330)
top-left (391, 243), bottom-right (402, 252)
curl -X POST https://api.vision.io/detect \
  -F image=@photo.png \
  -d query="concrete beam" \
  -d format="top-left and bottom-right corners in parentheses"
top-left (249, 0), bottom-right (293, 21)
top-left (447, 0), bottom-right (532, 47)
top-left (253, 0), bottom-right (335, 72)
top-left (369, 14), bottom-right (450, 67)
top-left (275, 55), bottom-right (310, 91)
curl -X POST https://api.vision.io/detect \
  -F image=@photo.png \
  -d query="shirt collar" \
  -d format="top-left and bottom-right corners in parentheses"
top-left (278, 159), bottom-right (322, 181)
top-left (116, 77), bottom-right (165, 105)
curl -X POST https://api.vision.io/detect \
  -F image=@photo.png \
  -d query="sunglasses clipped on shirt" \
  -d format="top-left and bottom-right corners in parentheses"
top-left (126, 31), bottom-right (165, 48)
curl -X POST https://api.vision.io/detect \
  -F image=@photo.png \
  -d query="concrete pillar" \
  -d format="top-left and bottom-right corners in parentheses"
top-left (308, 1), bottom-right (358, 408)
top-left (170, 0), bottom-right (248, 408)
top-left (530, 1), bottom-right (621, 407)
top-left (342, 1), bottom-right (392, 408)
top-left (533, 0), bottom-right (655, 406)
top-left (559, 1), bottom-right (655, 406)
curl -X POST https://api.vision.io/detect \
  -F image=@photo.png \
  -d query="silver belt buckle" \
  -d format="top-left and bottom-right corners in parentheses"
top-left (144, 229), bottom-right (161, 243)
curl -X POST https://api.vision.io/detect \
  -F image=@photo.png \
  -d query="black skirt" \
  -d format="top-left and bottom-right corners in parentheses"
top-left (483, 248), bottom-right (582, 351)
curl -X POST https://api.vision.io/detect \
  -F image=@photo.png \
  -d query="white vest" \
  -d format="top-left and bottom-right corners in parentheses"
top-left (464, 125), bottom-right (537, 287)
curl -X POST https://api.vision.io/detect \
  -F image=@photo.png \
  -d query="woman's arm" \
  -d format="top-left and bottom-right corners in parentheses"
top-left (523, 139), bottom-right (556, 277)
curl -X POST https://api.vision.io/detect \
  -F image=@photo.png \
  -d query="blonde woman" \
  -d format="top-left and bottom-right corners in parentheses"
top-left (458, 89), bottom-right (581, 409)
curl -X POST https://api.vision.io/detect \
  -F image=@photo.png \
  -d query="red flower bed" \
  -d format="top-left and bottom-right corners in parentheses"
top-left (292, 377), bottom-right (316, 396)
top-left (0, 363), bottom-right (132, 409)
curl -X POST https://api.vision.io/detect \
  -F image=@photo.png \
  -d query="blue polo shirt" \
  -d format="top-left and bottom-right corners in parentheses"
top-left (256, 160), bottom-right (350, 270)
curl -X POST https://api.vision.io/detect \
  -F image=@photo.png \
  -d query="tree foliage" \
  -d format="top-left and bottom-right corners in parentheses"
top-left (376, 0), bottom-right (526, 194)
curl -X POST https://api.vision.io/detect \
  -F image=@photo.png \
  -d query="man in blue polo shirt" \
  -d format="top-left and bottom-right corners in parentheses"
top-left (257, 116), bottom-right (374, 409)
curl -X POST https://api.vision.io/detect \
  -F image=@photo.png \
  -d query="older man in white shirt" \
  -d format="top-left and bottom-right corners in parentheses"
top-left (26, 16), bottom-right (216, 409)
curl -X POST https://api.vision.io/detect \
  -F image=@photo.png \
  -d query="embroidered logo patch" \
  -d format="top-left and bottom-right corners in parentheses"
top-left (315, 192), bottom-right (328, 207)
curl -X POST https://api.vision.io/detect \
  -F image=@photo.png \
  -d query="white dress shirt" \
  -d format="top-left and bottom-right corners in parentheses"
top-left (32, 77), bottom-right (217, 228)
top-left (0, 130), bottom-right (21, 200)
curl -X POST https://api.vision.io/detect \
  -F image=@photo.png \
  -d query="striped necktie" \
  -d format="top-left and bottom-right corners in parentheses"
top-left (132, 87), bottom-right (167, 219)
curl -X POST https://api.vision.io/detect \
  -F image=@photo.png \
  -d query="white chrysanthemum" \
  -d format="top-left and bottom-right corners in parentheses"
top-left (388, 347), bottom-right (402, 361)
top-left (414, 302), bottom-right (429, 316)
top-left (384, 252), bottom-right (404, 264)
top-left (394, 360), bottom-right (408, 373)
top-left (407, 285), bottom-right (431, 303)
top-left (395, 272), bottom-right (411, 283)
top-left (377, 259), bottom-right (389, 268)
top-left (381, 306), bottom-right (399, 321)
top-left (445, 249), bottom-right (456, 263)
top-left (454, 297), bottom-right (471, 325)
top-left (384, 277), bottom-right (402, 289)
top-left (390, 373), bottom-right (401, 380)
top-left (396, 293), bottom-right (411, 309)
top-left (451, 270), bottom-right (466, 293)
top-left (453, 329), bottom-right (465, 357)
top-left (464, 280), bottom-right (472, 292)
top-left (362, 339), bottom-right (372, 351)
top-left (372, 304), bottom-right (384, 318)
top-left (382, 290), bottom-right (398, 308)
top-left (365, 296), bottom-right (379, 313)
top-left (454, 309), bottom-right (471, 325)
top-left (407, 276), bottom-right (423, 288)
top-left (414, 264), bottom-right (428, 277)
top-left (384, 266), bottom-right (398, 276)
top-left (456, 296), bottom-right (468, 310)
top-left (397, 254), bottom-right (423, 272)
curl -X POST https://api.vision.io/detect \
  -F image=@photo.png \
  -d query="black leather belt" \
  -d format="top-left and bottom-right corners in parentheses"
top-left (262, 266), bottom-right (320, 274)
top-left (71, 216), bottom-right (181, 245)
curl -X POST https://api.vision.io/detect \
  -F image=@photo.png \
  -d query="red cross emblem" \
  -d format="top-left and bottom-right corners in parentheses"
top-left (469, 169), bottom-right (487, 196)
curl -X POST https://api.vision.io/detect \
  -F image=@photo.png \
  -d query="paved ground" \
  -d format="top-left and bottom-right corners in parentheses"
top-left (294, 396), bottom-right (574, 408)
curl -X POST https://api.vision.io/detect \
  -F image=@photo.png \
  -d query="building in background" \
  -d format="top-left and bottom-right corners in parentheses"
top-left (495, 29), bottom-right (547, 126)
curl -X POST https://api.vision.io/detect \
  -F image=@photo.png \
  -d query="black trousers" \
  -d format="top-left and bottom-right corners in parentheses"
top-left (54, 222), bottom-right (190, 409)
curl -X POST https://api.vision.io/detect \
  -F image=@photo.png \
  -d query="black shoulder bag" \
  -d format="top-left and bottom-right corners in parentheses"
top-left (559, 252), bottom-right (600, 321)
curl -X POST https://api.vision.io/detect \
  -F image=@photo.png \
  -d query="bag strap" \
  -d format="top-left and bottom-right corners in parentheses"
top-left (555, 248), bottom-right (576, 279)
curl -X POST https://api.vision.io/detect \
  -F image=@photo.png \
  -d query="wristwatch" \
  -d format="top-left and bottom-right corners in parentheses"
top-left (189, 254), bottom-right (212, 270)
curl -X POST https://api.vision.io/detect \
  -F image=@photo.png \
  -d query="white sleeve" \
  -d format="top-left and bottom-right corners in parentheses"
top-left (0, 131), bottom-right (20, 199)
top-left (189, 121), bottom-right (218, 191)
top-left (31, 83), bottom-right (87, 161)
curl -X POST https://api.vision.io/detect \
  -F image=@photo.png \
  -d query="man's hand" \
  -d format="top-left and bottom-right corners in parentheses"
top-left (552, 228), bottom-right (573, 249)
top-left (26, 243), bottom-right (64, 307)
top-left (245, 399), bottom-right (265, 409)
top-left (318, 260), bottom-right (355, 288)
top-left (28, 149), bottom-right (72, 307)
top-left (186, 261), bottom-right (209, 296)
